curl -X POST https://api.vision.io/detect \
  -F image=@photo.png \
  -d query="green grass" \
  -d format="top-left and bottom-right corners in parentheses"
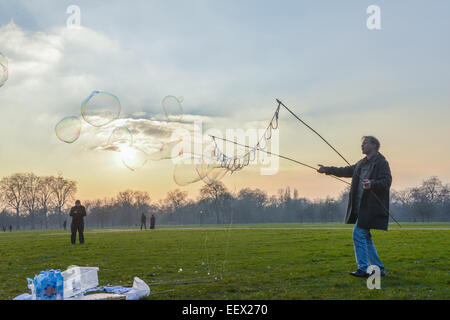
top-left (0, 223), bottom-right (448, 300)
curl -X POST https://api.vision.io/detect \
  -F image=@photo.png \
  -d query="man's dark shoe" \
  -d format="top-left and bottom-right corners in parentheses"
top-left (349, 269), bottom-right (370, 278)
top-left (369, 267), bottom-right (386, 277)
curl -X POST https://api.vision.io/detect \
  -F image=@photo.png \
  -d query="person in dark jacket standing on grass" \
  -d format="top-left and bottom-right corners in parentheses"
top-left (140, 213), bottom-right (147, 230)
top-left (317, 136), bottom-right (391, 278)
top-left (150, 214), bottom-right (155, 229)
top-left (70, 200), bottom-right (86, 244)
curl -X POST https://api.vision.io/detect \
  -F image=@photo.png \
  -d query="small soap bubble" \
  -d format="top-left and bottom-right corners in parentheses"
top-left (55, 116), bottom-right (82, 144)
top-left (81, 91), bottom-right (121, 127)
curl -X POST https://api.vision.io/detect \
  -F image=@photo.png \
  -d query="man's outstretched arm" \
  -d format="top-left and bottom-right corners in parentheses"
top-left (317, 164), bottom-right (355, 178)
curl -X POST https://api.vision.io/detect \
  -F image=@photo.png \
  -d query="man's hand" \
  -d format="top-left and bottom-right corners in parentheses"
top-left (317, 164), bottom-right (327, 174)
top-left (363, 179), bottom-right (371, 190)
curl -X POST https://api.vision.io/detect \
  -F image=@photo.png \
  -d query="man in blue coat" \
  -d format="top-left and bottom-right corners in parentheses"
top-left (318, 136), bottom-right (391, 277)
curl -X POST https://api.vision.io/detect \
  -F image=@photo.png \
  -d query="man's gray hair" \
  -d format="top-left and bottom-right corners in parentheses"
top-left (362, 136), bottom-right (380, 151)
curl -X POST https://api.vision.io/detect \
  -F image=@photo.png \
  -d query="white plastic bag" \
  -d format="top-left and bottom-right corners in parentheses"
top-left (124, 277), bottom-right (150, 300)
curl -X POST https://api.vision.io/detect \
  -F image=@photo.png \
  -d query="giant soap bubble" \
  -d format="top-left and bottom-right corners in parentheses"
top-left (0, 52), bottom-right (8, 88)
top-left (81, 91), bottom-right (121, 127)
top-left (148, 138), bottom-right (183, 161)
top-left (173, 162), bottom-right (203, 186)
top-left (120, 146), bottom-right (149, 171)
top-left (55, 116), bottom-right (82, 143)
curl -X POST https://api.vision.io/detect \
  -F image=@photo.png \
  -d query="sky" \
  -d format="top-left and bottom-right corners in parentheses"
top-left (0, 0), bottom-right (449, 202)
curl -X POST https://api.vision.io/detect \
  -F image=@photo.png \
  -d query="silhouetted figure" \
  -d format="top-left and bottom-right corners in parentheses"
top-left (150, 214), bottom-right (155, 230)
top-left (140, 213), bottom-right (147, 230)
top-left (63, 220), bottom-right (67, 231)
top-left (70, 200), bottom-right (86, 244)
top-left (9, 225), bottom-right (12, 232)
top-left (2, 225), bottom-right (6, 232)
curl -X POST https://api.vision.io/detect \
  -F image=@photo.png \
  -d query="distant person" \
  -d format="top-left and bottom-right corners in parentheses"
top-left (140, 213), bottom-right (147, 230)
top-left (317, 136), bottom-right (391, 278)
top-left (9, 225), bottom-right (12, 232)
top-left (63, 220), bottom-right (67, 231)
top-left (2, 225), bottom-right (6, 232)
top-left (150, 214), bottom-right (155, 230)
top-left (69, 200), bottom-right (86, 245)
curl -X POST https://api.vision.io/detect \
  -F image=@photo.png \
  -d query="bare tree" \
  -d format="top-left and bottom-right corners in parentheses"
top-left (409, 177), bottom-right (445, 222)
top-left (38, 176), bottom-right (56, 229)
top-left (165, 189), bottom-right (188, 213)
top-left (0, 173), bottom-right (27, 229)
top-left (163, 189), bottom-right (188, 224)
top-left (51, 176), bottom-right (77, 218)
top-left (22, 173), bottom-right (41, 229)
top-left (116, 190), bottom-right (135, 207)
top-left (133, 190), bottom-right (151, 215)
top-left (199, 181), bottom-right (231, 224)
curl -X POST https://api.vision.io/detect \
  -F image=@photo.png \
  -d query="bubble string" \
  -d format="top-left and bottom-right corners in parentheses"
top-left (210, 102), bottom-right (281, 173)
top-left (276, 98), bottom-right (401, 227)
top-left (211, 135), bottom-right (351, 185)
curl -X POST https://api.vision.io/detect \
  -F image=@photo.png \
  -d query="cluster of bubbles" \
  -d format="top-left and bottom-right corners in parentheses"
top-left (55, 91), bottom-right (122, 145)
top-left (55, 92), bottom-right (189, 173)
top-left (55, 90), bottom-right (279, 186)
top-left (0, 52), bottom-right (8, 88)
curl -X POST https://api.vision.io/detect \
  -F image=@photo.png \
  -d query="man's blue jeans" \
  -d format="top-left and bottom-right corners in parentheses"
top-left (353, 221), bottom-right (385, 274)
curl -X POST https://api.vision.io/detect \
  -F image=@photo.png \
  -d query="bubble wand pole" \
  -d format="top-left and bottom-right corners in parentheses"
top-left (276, 99), bottom-right (401, 227)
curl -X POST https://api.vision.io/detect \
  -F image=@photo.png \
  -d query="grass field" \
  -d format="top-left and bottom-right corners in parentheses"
top-left (0, 223), bottom-right (448, 300)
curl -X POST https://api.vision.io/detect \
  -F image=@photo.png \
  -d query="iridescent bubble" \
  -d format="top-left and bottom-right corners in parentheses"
top-left (194, 152), bottom-right (228, 185)
top-left (173, 163), bottom-right (202, 186)
top-left (162, 95), bottom-right (183, 121)
top-left (148, 138), bottom-right (183, 161)
top-left (81, 91), bottom-right (121, 127)
top-left (0, 52), bottom-right (8, 88)
top-left (173, 154), bottom-right (205, 186)
top-left (120, 146), bottom-right (148, 171)
top-left (198, 166), bottom-right (228, 185)
top-left (55, 116), bottom-right (82, 143)
top-left (105, 126), bottom-right (133, 152)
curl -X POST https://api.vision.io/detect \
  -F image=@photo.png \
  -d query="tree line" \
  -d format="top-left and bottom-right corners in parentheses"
top-left (1, 173), bottom-right (449, 230)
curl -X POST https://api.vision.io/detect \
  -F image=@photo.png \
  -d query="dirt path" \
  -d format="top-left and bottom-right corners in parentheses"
top-left (1, 226), bottom-right (445, 237)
